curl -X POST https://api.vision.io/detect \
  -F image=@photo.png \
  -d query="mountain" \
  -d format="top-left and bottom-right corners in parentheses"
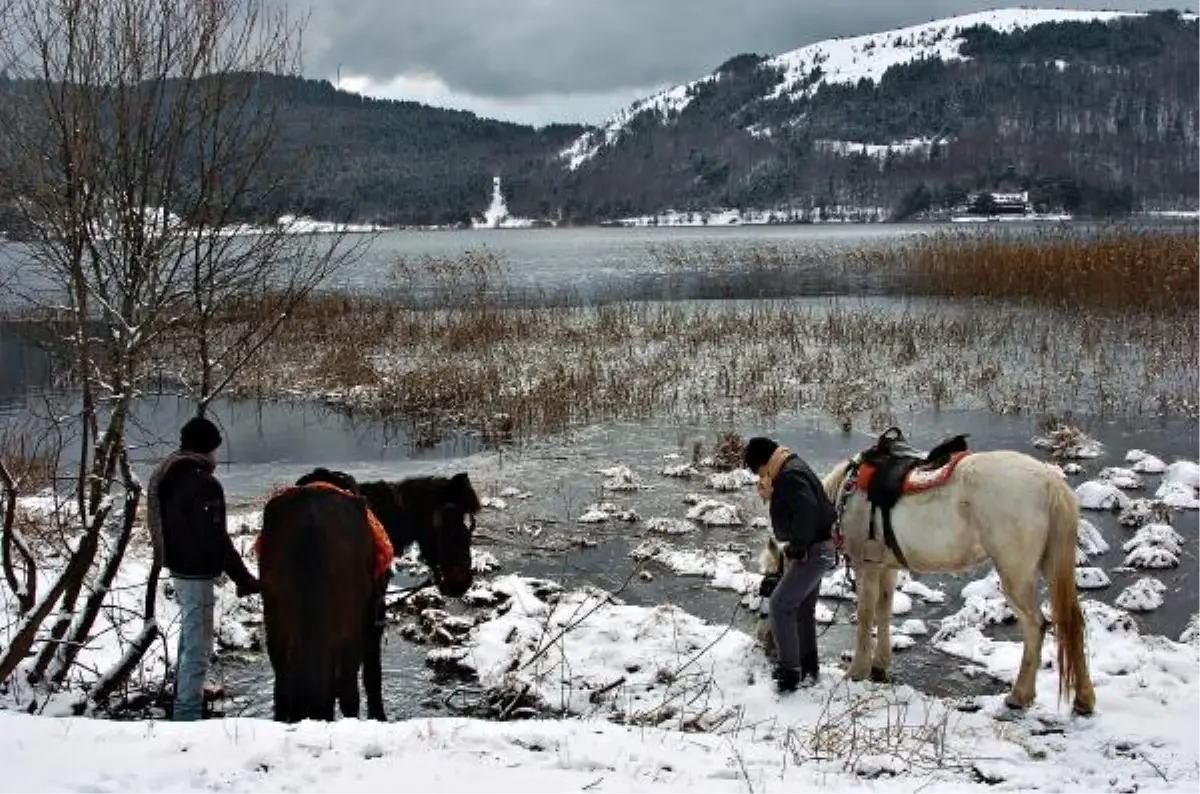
top-left (0, 74), bottom-right (586, 230)
top-left (0, 8), bottom-right (1196, 229)
top-left (554, 8), bottom-right (1199, 221)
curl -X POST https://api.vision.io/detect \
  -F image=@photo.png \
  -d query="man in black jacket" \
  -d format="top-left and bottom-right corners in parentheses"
top-left (744, 436), bottom-right (836, 693)
top-left (147, 416), bottom-right (259, 721)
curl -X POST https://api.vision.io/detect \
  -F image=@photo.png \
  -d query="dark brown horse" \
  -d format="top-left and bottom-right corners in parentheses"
top-left (258, 467), bottom-right (480, 723)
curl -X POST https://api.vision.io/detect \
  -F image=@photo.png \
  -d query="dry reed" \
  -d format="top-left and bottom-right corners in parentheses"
top-left (899, 227), bottom-right (1198, 311)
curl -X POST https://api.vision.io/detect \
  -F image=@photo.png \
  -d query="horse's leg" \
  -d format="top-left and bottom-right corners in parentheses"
top-left (870, 568), bottom-right (897, 683)
top-left (998, 570), bottom-right (1043, 710)
top-left (363, 591), bottom-right (387, 722)
top-left (846, 564), bottom-right (880, 681)
top-left (338, 648), bottom-right (361, 719)
top-left (265, 608), bottom-right (290, 723)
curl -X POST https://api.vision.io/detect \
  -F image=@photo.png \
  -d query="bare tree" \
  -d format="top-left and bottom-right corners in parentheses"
top-left (0, 0), bottom-right (366, 706)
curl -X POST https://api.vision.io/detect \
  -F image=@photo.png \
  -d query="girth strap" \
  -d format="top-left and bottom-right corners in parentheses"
top-left (869, 506), bottom-right (910, 568)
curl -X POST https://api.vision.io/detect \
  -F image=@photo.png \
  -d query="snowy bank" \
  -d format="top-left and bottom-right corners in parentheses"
top-left (2, 497), bottom-right (263, 715)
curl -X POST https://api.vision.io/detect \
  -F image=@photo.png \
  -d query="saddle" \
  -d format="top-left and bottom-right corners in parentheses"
top-left (259, 467), bottom-right (394, 579)
top-left (854, 427), bottom-right (970, 567)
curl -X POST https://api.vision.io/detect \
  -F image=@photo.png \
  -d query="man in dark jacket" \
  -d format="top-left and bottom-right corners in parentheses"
top-left (147, 416), bottom-right (259, 721)
top-left (744, 436), bottom-right (836, 693)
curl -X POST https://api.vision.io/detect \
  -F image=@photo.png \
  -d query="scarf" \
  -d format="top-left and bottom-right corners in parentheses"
top-left (756, 446), bottom-right (793, 503)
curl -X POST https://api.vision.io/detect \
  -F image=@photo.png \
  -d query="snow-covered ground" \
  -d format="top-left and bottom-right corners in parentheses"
top-left (612, 205), bottom-right (890, 226)
top-left (2, 427), bottom-right (1197, 791)
top-left (0, 495), bottom-right (263, 716)
top-left (2, 576), bottom-right (1194, 792)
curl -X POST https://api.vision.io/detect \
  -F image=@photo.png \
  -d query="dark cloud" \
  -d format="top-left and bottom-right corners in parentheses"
top-left (291, 0), bottom-right (1184, 99)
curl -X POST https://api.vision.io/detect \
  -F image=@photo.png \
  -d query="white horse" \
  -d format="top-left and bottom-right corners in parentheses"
top-left (762, 448), bottom-right (1095, 716)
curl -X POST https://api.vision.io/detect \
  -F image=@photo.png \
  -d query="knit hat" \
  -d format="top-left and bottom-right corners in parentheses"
top-left (180, 416), bottom-right (222, 455)
top-left (743, 436), bottom-right (779, 473)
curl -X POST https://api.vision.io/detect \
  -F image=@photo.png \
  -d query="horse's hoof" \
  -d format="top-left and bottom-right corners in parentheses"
top-left (1003, 694), bottom-right (1029, 711)
top-left (1072, 701), bottom-right (1095, 718)
top-left (869, 667), bottom-right (893, 684)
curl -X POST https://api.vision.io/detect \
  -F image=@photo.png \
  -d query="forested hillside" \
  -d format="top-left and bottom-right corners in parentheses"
top-left (0, 9), bottom-right (1194, 229)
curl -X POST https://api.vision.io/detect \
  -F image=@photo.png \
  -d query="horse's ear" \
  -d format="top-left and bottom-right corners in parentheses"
top-left (450, 472), bottom-right (481, 512)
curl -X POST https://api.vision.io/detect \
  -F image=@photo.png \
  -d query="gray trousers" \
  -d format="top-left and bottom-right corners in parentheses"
top-left (768, 540), bottom-right (833, 672)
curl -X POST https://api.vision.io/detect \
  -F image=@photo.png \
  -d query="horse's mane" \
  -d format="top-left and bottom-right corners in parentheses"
top-left (821, 460), bottom-right (852, 502)
top-left (295, 467), bottom-right (361, 495)
top-left (391, 473), bottom-right (482, 518)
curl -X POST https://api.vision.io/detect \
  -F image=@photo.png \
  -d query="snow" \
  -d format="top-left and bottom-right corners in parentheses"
top-left (1075, 567), bottom-right (1111, 590)
top-left (643, 517), bottom-right (695, 536)
top-left (768, 8), bottom-right (1141, 102)
top-left (597, 464), bottom-right (649, 492)
top-left (562, 9), bottom-right (1147, 171)
top-left (6, 433), bottom-right (1200, 792)
top-left (1075, 480), bottom-right (1130, 511)
top-left (2, 500), bottom-right (263, 715)
top-left (1115, 578), bottom-right (1167, 612)
top-left (630, 541), bottom-right (759, 595)
top-left (417, 574), bottom-right (1200, 793)
top-left (1098, 466), bottom-right (1144, 490)
top-left (576, 502), bottom-right (639, 523)
top-left (1120, 521), bottom-right (1183, 569)
top-left (1126, 449), bottom-right (1168, 474)
top-left (1156, 460), bottom-right (1200, 509)
top-left (814, 136), bottom-right (947, 165)
top-left (705, 468), bottom-right (757, 492)
top-left (682, 495), bottom-right (742, 527)
top-left (560, 83), bottom-right (702, 170)
top-left (1075, 518), bottom-right (1109, 558)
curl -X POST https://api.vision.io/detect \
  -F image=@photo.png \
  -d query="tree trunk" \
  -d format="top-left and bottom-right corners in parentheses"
top-left (0, 499), bottom-right (113, 685)
top-left (49, 453), bottom-right (142, 686)
top-left (0, 460), bottom-right (37, 614)
top-left (84, 452), bottom-right (163, 706)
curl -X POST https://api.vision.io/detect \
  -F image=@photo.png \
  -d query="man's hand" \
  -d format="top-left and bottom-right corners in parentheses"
top-left (784, 544), bottom-right (807, 563)
top-left (237, 576), bottom-right (261, 597)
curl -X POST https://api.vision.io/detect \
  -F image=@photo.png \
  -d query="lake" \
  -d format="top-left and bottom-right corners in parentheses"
top-left (1, 222), bottom-right (1197, 721)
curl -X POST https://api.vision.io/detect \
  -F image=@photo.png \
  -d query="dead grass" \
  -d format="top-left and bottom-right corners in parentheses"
top-left (66, 232), bottom-right (1200, 447)
top-left (218, 289), bottom-right (1197, 447)
top-left (899, 227), bottom-right (1198, 312)
top-left (0, 427), bottom-right (55, 494)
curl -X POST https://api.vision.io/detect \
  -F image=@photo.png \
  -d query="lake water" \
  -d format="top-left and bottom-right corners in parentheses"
top-left (1, 223), bottom-right (1197, 721)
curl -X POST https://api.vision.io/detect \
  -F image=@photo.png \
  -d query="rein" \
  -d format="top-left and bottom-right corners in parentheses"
top-left (388, 575), bottom-right (434, 604)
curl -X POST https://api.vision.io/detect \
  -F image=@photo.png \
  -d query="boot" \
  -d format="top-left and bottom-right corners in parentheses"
top-left (773, 666), bottom-right (800, 693)
top-left (799, 652), bottom-right (820, 688)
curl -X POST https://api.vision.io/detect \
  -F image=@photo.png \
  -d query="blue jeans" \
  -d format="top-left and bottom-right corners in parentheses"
top-left (173, 577), bottom-right (215, 721)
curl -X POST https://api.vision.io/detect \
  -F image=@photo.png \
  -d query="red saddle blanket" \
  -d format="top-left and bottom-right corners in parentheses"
top-left (857, 450), bottom-right (971, 495)
top-left (255, 481), bottom-right (394, 579)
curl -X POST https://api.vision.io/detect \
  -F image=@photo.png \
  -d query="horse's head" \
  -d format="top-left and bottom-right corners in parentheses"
top-left (422, 472), bottom-right (481, 598)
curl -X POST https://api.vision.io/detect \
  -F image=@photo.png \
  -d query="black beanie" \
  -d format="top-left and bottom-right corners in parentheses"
top-left (180, 416), bottom-right (222, 455)
top-left (743, 436), bottom-right (779, 472)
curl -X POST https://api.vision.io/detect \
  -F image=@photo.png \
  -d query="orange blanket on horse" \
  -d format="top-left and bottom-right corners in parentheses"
top-left (856, 450), bottom-right (971, 495)
top-left (255, 481), bottom-right (394, 579)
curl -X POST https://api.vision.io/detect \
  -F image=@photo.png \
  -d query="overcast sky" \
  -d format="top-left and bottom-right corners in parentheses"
top-left (291, 1), bottom-right (1188, 127)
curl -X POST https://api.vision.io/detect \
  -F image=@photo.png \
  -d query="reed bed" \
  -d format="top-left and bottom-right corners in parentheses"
top-left (123, 228), bottom-right (1200, 445)
top-left (899, 227), bottom-right (1198, 311)
top-left (216, 291), bottom-right (1197, 446)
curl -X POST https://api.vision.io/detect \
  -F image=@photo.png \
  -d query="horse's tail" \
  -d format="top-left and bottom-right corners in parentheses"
top-left (1045, 475), bottom-right (1089, 708)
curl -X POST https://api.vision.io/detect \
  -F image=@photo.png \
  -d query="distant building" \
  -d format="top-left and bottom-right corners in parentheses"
top-left (966, 190), bottom-right (1032, 216)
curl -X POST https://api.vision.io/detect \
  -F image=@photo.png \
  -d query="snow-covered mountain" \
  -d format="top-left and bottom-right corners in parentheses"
top-left (560, 8), bottom-right (1154, 170)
